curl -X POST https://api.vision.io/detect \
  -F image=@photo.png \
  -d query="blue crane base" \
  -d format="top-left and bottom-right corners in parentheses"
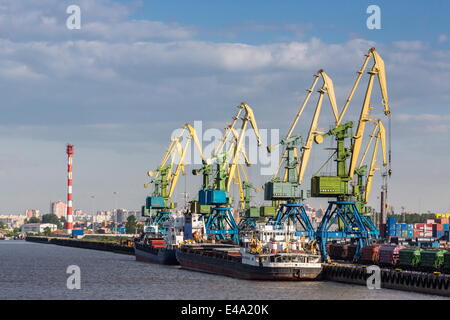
top-left (204, 207), bottom-right (239, 244)
top-left (316, 201), bottom-right (379, 262)
top-left (148, 210), bottom-right (171, 235)
top-left (238, 217), bottom-right (257, 231)
top-left (268, 203), bottom-right (315, 240)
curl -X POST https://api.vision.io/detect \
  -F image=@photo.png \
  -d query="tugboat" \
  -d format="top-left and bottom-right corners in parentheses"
top-left (176, 223), bottom-right (323, 280)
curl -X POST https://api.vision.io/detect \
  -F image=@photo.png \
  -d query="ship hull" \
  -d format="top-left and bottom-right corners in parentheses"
top-left (134, 243), bottom-right (178, 265)
top-left (176, 249), bottom-right (322, 281)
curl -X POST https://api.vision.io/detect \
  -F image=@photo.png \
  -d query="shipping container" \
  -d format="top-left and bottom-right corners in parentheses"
top-left (420, 250), bottom-right (447, 269)
top-left (387, 217), bottom-right (396, 226)
top-left (72, 229), bottom-right (84, 237)
top-left (399, 248), bottom-right (422, 267)
top-left (433, 230), bottom-right (444, 238)
top-left (329, 243), bottom-right (345, 260)
top-left (360, 245), bottom-right (381, 263)
top-left (379, 245), bottom-right (405, 265)
top-left (444, 251), bottom-right (450, 270)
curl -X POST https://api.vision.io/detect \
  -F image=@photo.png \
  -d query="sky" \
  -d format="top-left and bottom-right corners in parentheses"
top-left (0, 0), bottom-right (449, 214)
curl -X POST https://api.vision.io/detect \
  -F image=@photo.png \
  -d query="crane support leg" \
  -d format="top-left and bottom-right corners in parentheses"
top-left (270, 204), bottom-right (315, 239)
top-left (238, 218), bottom-right (257, 231)
top-left (316, 201), bottom-right (378, 262)
top-left (148, 210), bottom-right (171, 234)
top-left (204, 207), bottom-right (239, 244)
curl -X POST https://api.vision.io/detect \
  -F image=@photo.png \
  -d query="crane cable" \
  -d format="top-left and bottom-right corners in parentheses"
top-left (386, 114), bottom-right (392, 213)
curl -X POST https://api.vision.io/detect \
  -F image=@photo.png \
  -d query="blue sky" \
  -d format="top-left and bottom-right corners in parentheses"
top-left (0, 0), bottom-right (449, 214)
top-left (130, 0), bottom-right (450, 46)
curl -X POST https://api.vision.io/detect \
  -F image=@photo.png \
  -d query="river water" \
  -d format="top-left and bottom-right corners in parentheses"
top-left (0, 241), bottom-right (447, 300)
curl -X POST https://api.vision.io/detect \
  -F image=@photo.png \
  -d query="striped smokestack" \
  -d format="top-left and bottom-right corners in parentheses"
top-left (65, 144), bottom-right (74, 235)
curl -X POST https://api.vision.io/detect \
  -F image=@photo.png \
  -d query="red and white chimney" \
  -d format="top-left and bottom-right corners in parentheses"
top-left (65, 144), bottom-right (74, 235)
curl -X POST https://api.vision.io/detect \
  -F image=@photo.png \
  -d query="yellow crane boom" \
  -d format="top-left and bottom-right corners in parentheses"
top-left (298, 70), bottom-right (339, 184)
top-left (340, 48), bottom-right (390, 179)
top-left (358, 119), bottom-right (387, 203)
top-left (226, 102), bottom-right (262, 192)
top-left (269, 72), bottom-right (321, 180)
top-left (146, 123), bottom-right (204, 205)
top-left (168, 123), bottom-right (205, 198)
top-left (268, 70), bottom-right (339, 184)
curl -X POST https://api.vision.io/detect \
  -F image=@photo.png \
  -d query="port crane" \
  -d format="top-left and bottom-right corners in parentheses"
top-left (312, 48), bottom-right (391, 261)
top-left (234, 164), bottom-right (262, 231)
top-left (143, 123), bottom-right (204, 234)
top-left (192, 102), bottom-right (262, 243)
top-left (354, 119), bottom-right (387, 211)
top-left (264, 70), bottom-right (338, 239)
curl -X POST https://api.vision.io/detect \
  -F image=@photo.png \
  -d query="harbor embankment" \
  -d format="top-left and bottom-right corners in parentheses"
top-left (25, 235), bottom-right (134, 255)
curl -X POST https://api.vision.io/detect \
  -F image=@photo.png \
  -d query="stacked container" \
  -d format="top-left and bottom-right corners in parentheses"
top-left (398, 248), bottom-right (422, 267)
top-left (420, 249), bottom-right (447, 269)
top-left (326, 243), bottom-right (333, 258)
top-left (344, 244), bottom-right (357, 261)
top-left (387, 217), bottom-right (396, 237)
top-left (407, 224), bottom-right (414, 238)
top-left (395, 224), bottom-right (402, 237)
top-left (360, 245), bottom-right (381, 263)
top-left (414, 223), bottom-right (424, 237)
top-left (378, 244), bottom-right (405, 265)
top-left (329, 243), bottom-right (345, 260)
top-left (414, 223), bottom-right (433, 237)
top-left (444, 251), bottom-right (450, 271)
top-left (432, 224), bottom-right (444, 238)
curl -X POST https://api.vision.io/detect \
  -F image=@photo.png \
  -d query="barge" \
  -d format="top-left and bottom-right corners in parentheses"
top-left (134, 213), bottom-right (204, 265)
top-left (176, 224), bottom-right (323, 280)
top-left (176, 245), bottom-right (322, 280)
top-left (134, 240), bottom-right (178, 265)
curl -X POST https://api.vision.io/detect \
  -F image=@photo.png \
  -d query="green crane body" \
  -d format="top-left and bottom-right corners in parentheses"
top-left (214, 153), bottom-right (228, 192)
top-left (264, 135), bottom-right (303, 202)
top-left (311, 121), bottom-right (370, 213)
top-left (284, 135), bottom-right (301, 184)
top-left (152, 166), bottom-right (170, 207)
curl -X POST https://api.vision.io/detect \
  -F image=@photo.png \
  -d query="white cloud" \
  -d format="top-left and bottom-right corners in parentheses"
top-left (396, 113), bottom-right (450, 133)
top-left (0, 0), bottom-right (449, 213)
top-left (0, 0), bottom-right (196, 42)
top-left (438, 34), bottom-right (448, 43)
top-left (392, 40), bottom-right (425, 50)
